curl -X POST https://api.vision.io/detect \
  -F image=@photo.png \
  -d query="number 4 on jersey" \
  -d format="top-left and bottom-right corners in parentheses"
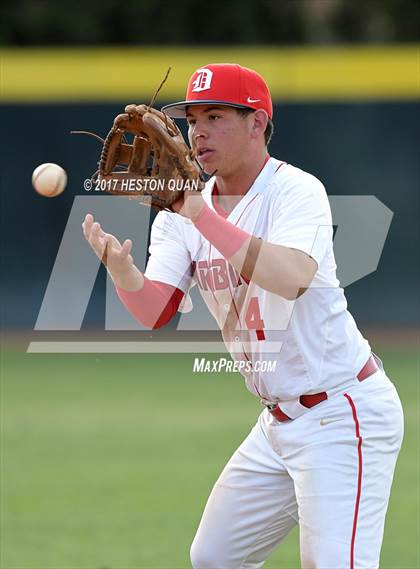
top-left (245, 297), bottom-right (265, 340)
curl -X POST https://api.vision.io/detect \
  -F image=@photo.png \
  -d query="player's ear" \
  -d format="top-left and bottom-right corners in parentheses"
top-left (251, 110), bottom-right (268, 140)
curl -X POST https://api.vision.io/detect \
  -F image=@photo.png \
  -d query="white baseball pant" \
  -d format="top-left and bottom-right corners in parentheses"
top-left (190, 368), bottom-right (404, 569)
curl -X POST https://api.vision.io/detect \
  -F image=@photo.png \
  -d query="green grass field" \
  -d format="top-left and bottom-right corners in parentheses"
top-left (1, 347), bottom-right (418, 568)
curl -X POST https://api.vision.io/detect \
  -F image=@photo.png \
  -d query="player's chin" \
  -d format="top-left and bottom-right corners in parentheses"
top-left (201, 165), bottom-right (215, 176)
top-left (198, 158), bottom-right (219, 175)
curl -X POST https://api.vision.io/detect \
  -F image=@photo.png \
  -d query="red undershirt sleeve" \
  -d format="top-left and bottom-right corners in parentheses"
top-left (193, 204), bottom-right (251, 258)
top-left (116, 278), bottom-right (184, 329)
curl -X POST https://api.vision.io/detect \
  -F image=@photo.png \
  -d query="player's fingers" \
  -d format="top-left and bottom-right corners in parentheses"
top-left (101, 237), bottom-right (109, 267)
top-left (88, 220), bottom-right (107, 241)
top-left (94, 222), bottom-right (106, 239)
top-left (119, 239), bottom-right (132, 260)
top-left (101, 234), bottom-right (123, 267)
top-left (82, 213), bottom-right (94, 239)
top-left (88, 222), bottom-right (105, 254)
top-left (89, 222), bottom-right (100, 244)
top-left (103, 232), bottom-right (122, 251)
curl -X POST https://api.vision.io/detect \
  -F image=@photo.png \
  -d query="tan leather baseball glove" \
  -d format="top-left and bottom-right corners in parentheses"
top-left (74, 104), bottom-right (205, 211)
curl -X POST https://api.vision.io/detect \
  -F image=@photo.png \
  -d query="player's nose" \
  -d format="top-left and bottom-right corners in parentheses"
top-left (192, 121), bottom-right (208, 141)
top-left (189, 125), bottom-right (207, 148)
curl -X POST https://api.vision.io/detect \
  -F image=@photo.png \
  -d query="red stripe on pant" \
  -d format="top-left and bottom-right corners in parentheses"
top-left (344, 393), bottom-right (363, 569)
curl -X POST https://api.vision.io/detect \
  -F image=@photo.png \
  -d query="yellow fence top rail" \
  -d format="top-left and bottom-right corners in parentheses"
top-left (1, 45), bottom-right (419, 102)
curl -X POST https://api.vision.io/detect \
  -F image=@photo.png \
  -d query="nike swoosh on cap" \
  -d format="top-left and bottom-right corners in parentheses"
top-left (247, 97), bottom-right (261, 103)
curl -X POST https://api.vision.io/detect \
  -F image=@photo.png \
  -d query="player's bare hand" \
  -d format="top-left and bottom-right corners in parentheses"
top-left (82, 214), bottom-right (144, 291)
top-left (83, 214), bottom-right (128, 262)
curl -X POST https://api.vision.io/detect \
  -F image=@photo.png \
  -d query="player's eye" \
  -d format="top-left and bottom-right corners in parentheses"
top-left (209, 114), bottom-right (220, 121)
top-left (187, 119), bottom-right (196, 127)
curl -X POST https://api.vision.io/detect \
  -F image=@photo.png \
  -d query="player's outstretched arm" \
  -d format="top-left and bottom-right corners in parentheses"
top-left (82, 214), bottom-right (183, 328)
top-left (82, 213), bottom-right (144, 291)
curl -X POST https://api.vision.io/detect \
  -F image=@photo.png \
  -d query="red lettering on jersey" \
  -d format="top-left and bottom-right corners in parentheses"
top-left (245, 297), bottom-right (266, 341)
top-left (212, 259), bottom-right (229, 290)
top-left (228, 263), bottom-right (242, 288)
top-left (193, 261), bottom-right (203, 289)
top-left (195, 258), bottom-right (248, 292)
top-left (197, 260), bottom-right (215, 292)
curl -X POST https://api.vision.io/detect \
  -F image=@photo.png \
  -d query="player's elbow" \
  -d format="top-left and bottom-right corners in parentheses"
top-left (282, 286), bottom-right (310, 301)
top-left (267, 284), bottom-right (306, 301)
top-left (281, 254), bottom-right (317, 299)
top-left (134, 312), bottom-right (173, 329)
top-left (124, 311), bottom-right (173, 329)
top-left (152, 314), bottom-right (173, 329)
top-left (256, 245), bottom-right (317, 299)
top-left (261, 270), bottom-right (315, 300)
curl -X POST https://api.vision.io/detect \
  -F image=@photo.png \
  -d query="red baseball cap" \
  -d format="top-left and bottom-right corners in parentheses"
top-left (161, 63), bottom-right (273, 119)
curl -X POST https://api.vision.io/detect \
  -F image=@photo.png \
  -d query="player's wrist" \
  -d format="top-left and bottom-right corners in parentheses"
top-left (109, 265), bottom-right (144, 291)
top-left (175, 192), bottom-right (206, 221)
top-left (187, 193), bottom-right (206, 221)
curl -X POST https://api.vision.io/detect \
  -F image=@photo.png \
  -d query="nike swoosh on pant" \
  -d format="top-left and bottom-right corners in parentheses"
top-left (320, 418), bottom-right (344, 426)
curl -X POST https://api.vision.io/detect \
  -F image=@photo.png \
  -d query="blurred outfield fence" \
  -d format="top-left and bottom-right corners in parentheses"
top-left (1, 45), bottom-right (419, 329)
top-left (3, 0), bottom-right (419, 45)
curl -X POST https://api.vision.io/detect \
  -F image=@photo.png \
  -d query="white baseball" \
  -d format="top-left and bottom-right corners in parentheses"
top-left (32, 163), bottom-right (67, 197)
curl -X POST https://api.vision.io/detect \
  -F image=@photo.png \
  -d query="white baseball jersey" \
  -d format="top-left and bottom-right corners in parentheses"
top-left (144, 156), bottom-right (403, 569)
top-left (145, 157), bottom-right (371, 404)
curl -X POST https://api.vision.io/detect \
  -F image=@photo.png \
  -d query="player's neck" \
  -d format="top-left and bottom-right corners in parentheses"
top-left (215, 150), bottom-right (269, 212)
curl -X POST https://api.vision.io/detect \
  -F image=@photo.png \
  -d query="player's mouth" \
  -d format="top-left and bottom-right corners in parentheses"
top-left (196, 148), bottom-right (215, 162)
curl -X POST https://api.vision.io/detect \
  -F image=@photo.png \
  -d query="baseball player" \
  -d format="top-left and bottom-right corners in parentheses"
top-left (83, 64), bottom-right (404, 568)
